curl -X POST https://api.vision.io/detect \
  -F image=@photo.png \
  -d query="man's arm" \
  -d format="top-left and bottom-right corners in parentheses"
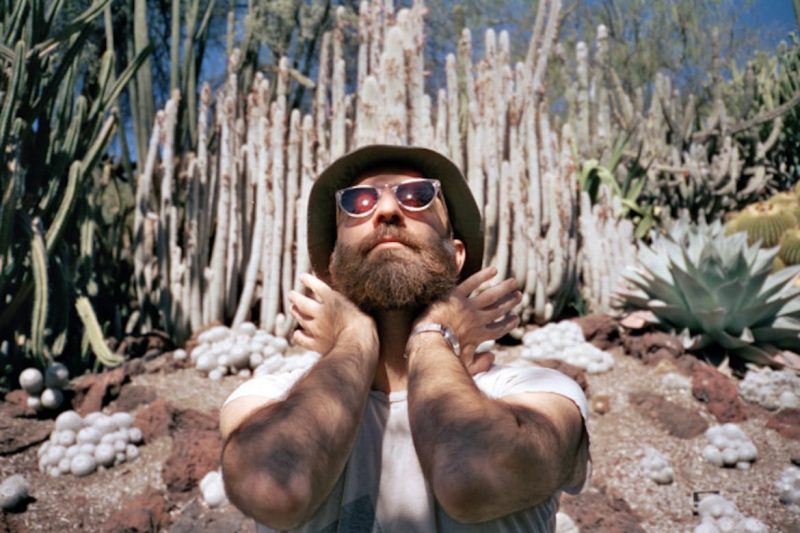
top-left (406, 267), bottom-right (589, 523)
top-left (221, 274), bottom-right (379, 530)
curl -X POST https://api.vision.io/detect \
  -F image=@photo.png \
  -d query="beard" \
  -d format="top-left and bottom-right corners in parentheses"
top-left (330, 225), bottom-right (459, 313)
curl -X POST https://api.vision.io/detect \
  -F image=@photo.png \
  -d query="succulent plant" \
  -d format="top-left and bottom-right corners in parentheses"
top-left (725, 201), bottom-right (797, 248)
top-left (620, 218), bottom-right (800, 367)
top-left (765, 192), bottom-right (800, 223)
top-left (778, 228), bottom-right (800, 266)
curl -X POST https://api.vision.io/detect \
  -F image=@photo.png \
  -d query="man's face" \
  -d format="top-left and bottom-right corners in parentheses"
top-left (329, 169), bottom-right (466, 313)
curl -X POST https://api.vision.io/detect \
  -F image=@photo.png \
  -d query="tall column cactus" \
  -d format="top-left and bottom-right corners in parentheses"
top-left (133, 0), bottom-right (590, 339)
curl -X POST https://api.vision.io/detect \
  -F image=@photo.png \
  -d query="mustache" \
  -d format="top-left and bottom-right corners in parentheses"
top-left (357, 225), bottom-right (422, 255)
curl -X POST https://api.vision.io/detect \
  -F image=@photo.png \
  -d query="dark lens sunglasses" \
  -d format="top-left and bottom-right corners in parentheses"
top-left (335, 179), bottom-right (442, 218)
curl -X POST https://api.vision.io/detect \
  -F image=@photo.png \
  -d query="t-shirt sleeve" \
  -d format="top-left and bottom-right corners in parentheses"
top-left (475, 364), bottom-right (588, 421)
top-left (223, 368), bottom-right (308, 407)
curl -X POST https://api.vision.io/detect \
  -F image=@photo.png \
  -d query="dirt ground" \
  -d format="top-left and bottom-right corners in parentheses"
top-left (1, 322), bottom-right (799, 532)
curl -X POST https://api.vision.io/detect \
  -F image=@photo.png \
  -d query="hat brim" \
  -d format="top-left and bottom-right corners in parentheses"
top-left (307, 144), bottom-right (484, 282)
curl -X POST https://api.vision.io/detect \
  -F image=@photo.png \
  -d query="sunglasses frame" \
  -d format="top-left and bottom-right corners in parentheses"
top-left (335, 178), bottom-right (443, 218)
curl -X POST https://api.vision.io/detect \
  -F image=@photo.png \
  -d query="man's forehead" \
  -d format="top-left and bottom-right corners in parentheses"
top-left (353, 165), bottom-right (424, 184)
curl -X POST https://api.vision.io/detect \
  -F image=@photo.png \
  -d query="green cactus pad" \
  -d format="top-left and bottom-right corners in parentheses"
top-left (725, 201), bottom-right (797, 248)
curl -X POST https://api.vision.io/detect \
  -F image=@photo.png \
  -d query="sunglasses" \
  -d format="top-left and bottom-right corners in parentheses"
top-left (335, 178), bottom-right (442, 218)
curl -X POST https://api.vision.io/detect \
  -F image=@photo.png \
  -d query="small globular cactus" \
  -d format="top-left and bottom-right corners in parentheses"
top-left (19, 362), bottom-right (69, 412)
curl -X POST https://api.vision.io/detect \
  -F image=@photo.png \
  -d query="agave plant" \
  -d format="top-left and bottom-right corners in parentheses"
top-left (619, 219), bottom-right (800, 367)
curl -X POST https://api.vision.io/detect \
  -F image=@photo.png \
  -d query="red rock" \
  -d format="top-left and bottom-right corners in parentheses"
top-left (71, 366), bottom-right (130, 416)
top-left (629, 391), bottom-right (708, 438)
top-left (114, 332), bottom-right (174, 360)
top-left (622, 331), bottom-right (685, 364)
top-left (173, 408), bottom-right (219, 433)
top-left (560, 483), bottom-right (645, 532)
top-left (101, 487), bottom-right (170, 532)
top-left (109, 384), bottom-right (157, 413)
top-left (572, 315), bottom-right (620, 350)
top-left (767, 408), bottom-right (800, 440)
top-left (162, 428), bottom-right (223, 496)
top-left (1, 389), bottom-right (36, 418)
top-left (691, 363), bottom-right (748, 423)
top-left (134, 399), bottom-right (174, 443)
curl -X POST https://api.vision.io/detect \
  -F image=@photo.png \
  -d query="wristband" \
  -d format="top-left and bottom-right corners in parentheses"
top-left (407, 323), bottom-right (461, 357)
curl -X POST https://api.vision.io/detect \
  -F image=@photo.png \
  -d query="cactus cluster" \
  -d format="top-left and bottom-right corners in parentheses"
top-left (187, 323), bottom-right (320, 380)
top-left (37, 410), bottom-right (143, 477)
top-left (0, 0), bottom-right (149, 389)
top-left (18, 363), bottom-right (70, 412)
top-left (726, 190), bottom-right (800, 272)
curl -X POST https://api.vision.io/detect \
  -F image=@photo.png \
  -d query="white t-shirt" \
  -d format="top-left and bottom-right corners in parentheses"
top-left (224, 364), bottom-right (590, 532)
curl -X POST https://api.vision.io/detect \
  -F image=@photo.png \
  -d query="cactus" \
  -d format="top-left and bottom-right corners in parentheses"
top-left (30, 218), bottom-right (50, 368)
top-left (0, 0), bottom-right (151, 387)
top-left (726, 202), bottom-right (798, 248)
top-left (765, 192), bottom-right (800, 223)
top-left (74, 297), bottom-right (124, 367)
top-left (621, 218), bottom-right (800, 368)
top-left (778, 228), bottom-right (800, 266)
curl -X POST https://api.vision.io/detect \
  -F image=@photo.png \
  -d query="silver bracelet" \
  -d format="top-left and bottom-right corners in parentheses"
top-left (407, 323), bottom-right (461, 357)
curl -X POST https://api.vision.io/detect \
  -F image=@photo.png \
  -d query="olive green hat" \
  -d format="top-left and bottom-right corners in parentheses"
top-left (307, 144), bottom-right (484, 281)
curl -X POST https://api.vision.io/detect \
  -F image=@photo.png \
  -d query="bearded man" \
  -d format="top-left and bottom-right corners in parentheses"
top-left (220, 145), bottom-right (591, 532)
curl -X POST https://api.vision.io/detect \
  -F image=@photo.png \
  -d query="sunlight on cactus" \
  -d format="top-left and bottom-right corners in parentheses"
top-left (620, 219), bottom-right (800, 367)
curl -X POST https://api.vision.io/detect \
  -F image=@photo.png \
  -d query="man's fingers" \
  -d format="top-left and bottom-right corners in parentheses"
top-left (485, 313), bottom-right (520, 338)
top-left (292, 329), bottom-right (315, 350)
top-left (289, 290), bottom-right (321, 318)
top-left (471, 277), bottom-right (519, 309)
top-left (467, 350), bottom-right (496, 374)
top-left (455, 266), bottom-right (497, 298)
top-left (299, 273), bottom-right (331, 300)
top-left (480, 290), bottom-right (522, 321)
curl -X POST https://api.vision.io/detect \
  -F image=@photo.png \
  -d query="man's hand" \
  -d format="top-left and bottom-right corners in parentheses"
top-left (289, 273), bottom-right (378, 356)
top-left (223, 273), bottom-right (380, 530)
top-left (412, 266), bottom-right (521, 372)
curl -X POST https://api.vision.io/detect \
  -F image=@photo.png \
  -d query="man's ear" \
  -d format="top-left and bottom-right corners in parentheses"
top-left (453, 239), bottom-right (466, 274)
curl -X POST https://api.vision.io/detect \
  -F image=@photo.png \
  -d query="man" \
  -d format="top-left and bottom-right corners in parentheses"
top-left (220, 145), bottom-right (590, 532)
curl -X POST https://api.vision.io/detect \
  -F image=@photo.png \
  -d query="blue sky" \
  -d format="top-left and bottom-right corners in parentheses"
top-left (747, 0), bottom-right (797, 48)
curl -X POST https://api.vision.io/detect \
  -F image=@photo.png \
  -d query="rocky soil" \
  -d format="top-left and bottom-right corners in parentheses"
top-left (1, 315), bottom-right (799, 532)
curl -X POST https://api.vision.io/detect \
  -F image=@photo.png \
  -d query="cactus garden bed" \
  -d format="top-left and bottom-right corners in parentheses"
top-left (1, 317), bottom-right (799, 532)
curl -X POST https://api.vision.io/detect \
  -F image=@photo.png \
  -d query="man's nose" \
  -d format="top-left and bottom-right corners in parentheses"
top-left (373, 188), bottom-right (404, 225)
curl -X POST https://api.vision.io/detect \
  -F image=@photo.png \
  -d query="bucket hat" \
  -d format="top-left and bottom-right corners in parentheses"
top-left (307, 144), bottom-right (484, 282)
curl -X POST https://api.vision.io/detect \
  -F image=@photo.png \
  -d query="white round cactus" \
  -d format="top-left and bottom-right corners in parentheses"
top-left (187, 323), bottom-right (319, 380)
top-left (70, 454), bottom-right (96, 476)
top-left (44, 362), bottom-right (69, 389)
top-left (739, 367), bottom-right (800, 410)
top-left (38, 409), bottom-right (144, 477)
top-left (694, 494), bottom-right (767, 533)
top-left (200, 470), bottom-right (228, 508)
top-left (702, 424), bottom-right (757, 469)
top-left (520, 320), bottom-right (614, 374)
top-left (775, 466), bottom-right (800, 510)
top-left (640, 447), bottom-right (674, 484)
top-left (0, 474), bottom-right (29, 510)
top-left (19, 368), bottom-right (44, 395)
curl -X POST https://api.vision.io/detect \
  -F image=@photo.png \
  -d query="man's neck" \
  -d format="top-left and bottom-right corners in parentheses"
top-left (370, 309), bottom-right (416, 393)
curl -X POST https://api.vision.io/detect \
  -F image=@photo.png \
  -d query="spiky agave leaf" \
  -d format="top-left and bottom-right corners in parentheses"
top-left (620, 217), bottom-right (800, 367)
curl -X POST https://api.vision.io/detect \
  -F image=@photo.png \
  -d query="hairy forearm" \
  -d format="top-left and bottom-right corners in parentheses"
top-left (407, 336), bottom-right (575, 522)
top-left (222, 339), bottom-right (378, 529)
